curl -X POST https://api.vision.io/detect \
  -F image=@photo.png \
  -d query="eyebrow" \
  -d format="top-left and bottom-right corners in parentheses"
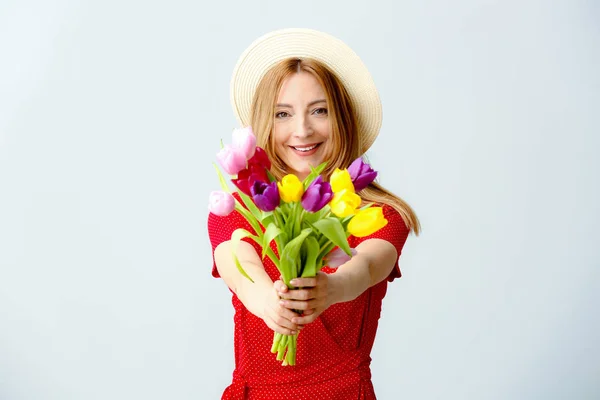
top-left (276, 99), bottom-right (327, 108)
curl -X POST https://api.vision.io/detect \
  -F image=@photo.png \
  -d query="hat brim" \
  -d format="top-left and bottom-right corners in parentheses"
top-left (230, 28), bottom-right (382, 154)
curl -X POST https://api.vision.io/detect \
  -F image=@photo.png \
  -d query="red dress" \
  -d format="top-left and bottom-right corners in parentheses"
top-left (208, 203), bottom-right (409, 399)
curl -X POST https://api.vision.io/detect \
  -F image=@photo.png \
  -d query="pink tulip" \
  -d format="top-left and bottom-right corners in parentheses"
top-left (208, 191), bottom-right (235, 216)
top-left (232, 126), bottom-right (256, 160)
top-left (216, 145), bottom-right (247, 175)
top-left (325, 247), bottom-right (358, 269)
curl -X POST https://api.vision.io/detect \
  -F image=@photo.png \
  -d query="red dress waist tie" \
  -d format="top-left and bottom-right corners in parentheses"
top-left (223, 359), bottom-right (374, 399)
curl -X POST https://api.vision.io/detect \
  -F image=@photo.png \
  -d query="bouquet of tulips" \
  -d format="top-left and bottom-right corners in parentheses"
top-left (209, 126), bottom-right (388, 366)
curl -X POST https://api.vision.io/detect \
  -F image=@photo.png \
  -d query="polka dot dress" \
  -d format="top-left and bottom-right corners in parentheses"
top-left (208, 199), bottom-right (409, 400)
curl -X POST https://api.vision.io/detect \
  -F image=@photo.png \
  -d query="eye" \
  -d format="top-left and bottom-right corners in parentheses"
top-left (275, 111), bottom-right (290, 119)
top-left (312, 107), bottom-right (328, 116)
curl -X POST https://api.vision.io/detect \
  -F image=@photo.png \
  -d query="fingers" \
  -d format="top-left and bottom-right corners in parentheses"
top-left (264, 317), bottom-right (299, 336)
top-left (267, 300), bottom-right (301, 325)
top-left (289, 277), bottom-right (318, 287)
top-left (264, 287), bottom-right (304, 335)
top-left (273, 280), bottom-right (288, 294)
top-left (279, 298), bottom-right (318, 311)
top-left (291, 310), bottom-right (319, 325)
top-left (278, 288), bottom-right (314, 301)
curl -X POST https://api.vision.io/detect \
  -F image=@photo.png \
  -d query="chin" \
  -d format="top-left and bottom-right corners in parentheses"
top-left (300, 158), bottom-right (324, 171)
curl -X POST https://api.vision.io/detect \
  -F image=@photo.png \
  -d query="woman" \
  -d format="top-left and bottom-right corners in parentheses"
top-left (208, 28), bottom-right (420, 399)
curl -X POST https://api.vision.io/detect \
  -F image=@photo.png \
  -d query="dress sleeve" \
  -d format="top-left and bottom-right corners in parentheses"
top-left (351, 204), bottom-right (410, 282)
top-left (207, 208), bottom-right (256, 278)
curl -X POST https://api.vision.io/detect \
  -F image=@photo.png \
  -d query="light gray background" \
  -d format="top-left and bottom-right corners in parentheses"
top-left (1, 0), bottom-right (598, 399)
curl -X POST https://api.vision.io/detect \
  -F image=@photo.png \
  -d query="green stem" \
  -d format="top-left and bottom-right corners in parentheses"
top-left (246, 235), bottom-right (281, 270)
top-left (291, 334), bottom-right (297, 366)
top-left (271, 332), bottom-right (281, 353)
top-left (277, 335), bottom-right (288, 361)
top-left (272, 208), bottom-right (285, 229)
top-left (288, 202), bottom-right (295, 238)
top-left (318, 241), bottom-right (337, 262)
top-left (272, 208), bottom-right (286, 257)
top-left (234, 201), bottom-right (263, 240)
top-left (285, 340), bottom-right (293, 365)
top-left (294, 203), bottom-right (301, 238)
top-left (317, 234), bottom-right (328, 248)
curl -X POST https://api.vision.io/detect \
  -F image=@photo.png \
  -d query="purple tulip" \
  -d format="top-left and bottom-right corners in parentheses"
top-left (250, 180), bottom-right (280, 212)
top-left (216, 145), bottom-right (247, 176)
top-left (231, 126), bottom-right (256, 160)
top-left (347, 158), bottom-right (378, 191)
top-left (208, 191), bottom-right (235, 216)
top-left (301, 176), bottom-right (333, 212)
top-left (325, 247), bottom-right (358, 269)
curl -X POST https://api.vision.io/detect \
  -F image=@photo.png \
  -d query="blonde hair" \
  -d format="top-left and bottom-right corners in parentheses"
top-left (249, 58), bottom-right (421, 235)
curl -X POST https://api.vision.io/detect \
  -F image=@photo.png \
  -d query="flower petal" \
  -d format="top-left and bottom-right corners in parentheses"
top-left (208, 191), bottom-right (235, 216)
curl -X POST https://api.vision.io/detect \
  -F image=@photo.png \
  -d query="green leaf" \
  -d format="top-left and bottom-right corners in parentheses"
top-left (212, 163), bottom-right (230, 192)
top-left (360, 203), bottom-right (374, 210)
top-left (266, 169), bottom-right (277, 182)
top-left (303, 204), bottom-right (331, 225)
top-left (260, 211), bottom-right (277, 226)
top-left (238, 189), bottom-right (263, 223)
top-left (262, 224), bottom-right (283, 259)
top-left (302, 161), bottom-right (328, 190)
top-left (319, 204), bottom-right (331, 217)
top-left (312, 217), bottom-right (352, 256)
top-left (280, 203), bottom-right (291, 223)
top-left (261, 211), bottom-right (273, 225)
top-left (230, 228), bottom-right (258, 282)
top-left (317, 241), bottom-right (337, 262)
top-left (283, 210), bottom-right (295, 245)
top-left (341, 214), bottom-right (355, 232)
top-left (280, 228), bottom-right (312, 286)
top-left (300, 236), bottom-right (320, 278)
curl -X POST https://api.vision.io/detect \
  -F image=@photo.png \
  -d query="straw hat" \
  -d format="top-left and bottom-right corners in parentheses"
top-left (230, 28), bottom-right (382, 154)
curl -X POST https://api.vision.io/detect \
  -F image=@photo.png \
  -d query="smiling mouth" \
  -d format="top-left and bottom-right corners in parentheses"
top-left (290, 143), bottom-right (321, 152)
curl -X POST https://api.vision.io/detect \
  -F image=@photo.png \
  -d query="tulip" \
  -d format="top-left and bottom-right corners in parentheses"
top-left (348, 158), bottom-right (378, 191)
top-left (232, 126), bottom-right (256, 160)
top-left (208, 191), bottom-right (235, 216)
top-left (250, 180), bottom-right (280, 212)
top-left (347, 207), bottom-right (388, 237)
top-left (216, 145), bottom-right (247, 176)
top-left (301, 176), bottom-right (333, 212)
top-left (249, 146), bottom-right (271, 170)
top-left (278, 174), bottom-right (304, 203)
top-left (325, 247), bottom-right (358, 269)
top-left (329, 188), bottom-right (361, 217)
top-left (232, 163), bottom-right (270, 196)
top-left (330, 168), bottom-right (355, 193)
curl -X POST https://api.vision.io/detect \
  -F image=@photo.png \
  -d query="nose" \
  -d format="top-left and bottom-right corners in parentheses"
top-left (293, 114), bottom-right (313, 138)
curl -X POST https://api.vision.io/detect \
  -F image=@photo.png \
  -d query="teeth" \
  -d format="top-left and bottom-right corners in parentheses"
top-left (293, 144), bottom-right (318, 152)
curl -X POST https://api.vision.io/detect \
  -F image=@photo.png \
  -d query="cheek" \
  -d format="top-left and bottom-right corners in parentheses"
top-left (317, 121), bottom-right (332, 139)
top-left (272, 129), bottom-right (289, 160)
top-left (272, 125), bottom-right (287, 146)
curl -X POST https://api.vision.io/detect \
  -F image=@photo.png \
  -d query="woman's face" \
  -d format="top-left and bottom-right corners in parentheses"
top-left (273, 72), bottom-right (331, 181)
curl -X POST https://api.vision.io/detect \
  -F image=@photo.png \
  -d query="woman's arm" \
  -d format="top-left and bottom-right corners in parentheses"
top-left (329, 238), bottom-right (399, 303)
top-left (214, 240), bottom-right (304, 335)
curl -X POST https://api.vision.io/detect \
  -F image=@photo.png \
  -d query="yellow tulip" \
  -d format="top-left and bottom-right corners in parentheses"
top-left (347, 207), bottom-right (388, 237)
top-left (277, 174), bottom-right (304, 203)
top-left (329, 189), bottom-right (361, 217)
top-left (330, 168), bottom-right (355, 193)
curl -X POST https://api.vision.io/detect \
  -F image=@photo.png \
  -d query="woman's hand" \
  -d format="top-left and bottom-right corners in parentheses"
top-left (277, 272), bottom-right (335, 325)
top-left (262, 280), bottom-right (306, 336)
